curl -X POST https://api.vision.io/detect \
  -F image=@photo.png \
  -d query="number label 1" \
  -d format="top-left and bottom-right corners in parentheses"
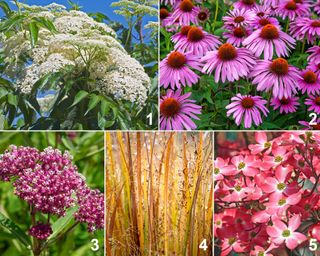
top-left (91, 238), bottom-right (99, 251)
top-left (309, 238), bottom-right (318, 251)
top-left (147, 112), bottom-right (153, 126)
top-left (309, 113), bottom-right (317, 125)
top-left (199, 239), bottom-right (208, 251)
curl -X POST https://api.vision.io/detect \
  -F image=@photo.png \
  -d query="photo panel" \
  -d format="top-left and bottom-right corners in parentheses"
top-left (0, 0), bottom-right (158, 130)
top-left (214, 131), bottom-right (320, 255)
top-left (106, 131), bottom-right (213, 255)
top-left (160, 0), bottom-right (320, 130)
top-left (0, 131), bottom-right (104, 256)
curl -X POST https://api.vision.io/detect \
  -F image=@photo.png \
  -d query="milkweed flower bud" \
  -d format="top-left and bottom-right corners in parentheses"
top-left (28, 222), bottom-right (53, 240)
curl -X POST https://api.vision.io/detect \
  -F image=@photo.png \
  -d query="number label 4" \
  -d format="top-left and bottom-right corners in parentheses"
top-left (199, 239), bottom-right (208, 251)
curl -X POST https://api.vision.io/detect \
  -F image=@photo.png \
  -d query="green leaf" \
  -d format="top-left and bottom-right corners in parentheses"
top-left (84, 94), bottom-right (101, 115)
top-left (47, 206), bottom-right (78, 244)
top-left (0, 77), bottom-right (12, 88)
top-left (0, 1), bottom-right (12, 17)
top-left (0, 212), bottom-right (31, 247)
top-left (70, 90), bottom-right (89, 108)
top-left (7, 94), bottom-right (17, 107)
top-left (0, 14), bottom-right (25, 32)
top-left (100, 99), bottom-right (110, 116)
top-left (28, 22), bottom-right (39, 47)
top-left (33, 17), bottom-right (57, 33)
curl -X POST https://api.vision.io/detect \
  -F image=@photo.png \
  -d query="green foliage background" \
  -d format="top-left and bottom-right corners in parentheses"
top-left (0, 132), bottom-right (104, 256)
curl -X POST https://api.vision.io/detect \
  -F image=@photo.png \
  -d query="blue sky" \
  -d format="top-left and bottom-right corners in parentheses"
top-left (6, 0), bottom-right (126, 23)
top-left (4, 1), bottom-right (157, 42)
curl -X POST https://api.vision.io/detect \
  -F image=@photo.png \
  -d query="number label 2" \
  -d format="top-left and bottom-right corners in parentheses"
top-left (309, 113), bottom-right (318, 125)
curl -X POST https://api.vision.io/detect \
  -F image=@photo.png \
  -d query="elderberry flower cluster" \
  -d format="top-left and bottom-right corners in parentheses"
top-left (1, 2), bottom-right (150, 105)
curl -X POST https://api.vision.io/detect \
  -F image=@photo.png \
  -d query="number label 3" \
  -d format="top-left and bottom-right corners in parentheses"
top-left (91, 238), bottom-right (99, 251)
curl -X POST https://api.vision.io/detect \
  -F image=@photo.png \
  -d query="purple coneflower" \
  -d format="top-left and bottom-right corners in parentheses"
top-left (160, 89), bottom-right (201, 130)
top-left (172, 26), bottom-right (221, 55)
top-left (290, 17), bottom-right (320, 43)
top-left (299, 69), bottom-right (320, 95)
top-left (305, 95), bottom-right (320, 114)
top-left (260, 0), bottom-right (280, 8)
top-left (169, 0), bottom-right (200, 26)
top-left (307, 46), bottom-right (320, 64)
top-left (315, 1), bottom-right (320, 15)
top-left (250, 58), bottom-right (301, 98)
top-left (201, 43), bottom-right (256, 83)
top-left (223, 8), bottom-right (255, 28)
top-left (243, 24), bottom-right (295, 60)
top-left (161, 0), bottom-right (177, 5)
top-left (234, 0), bottom-right (258, 10)
top-left (223, 26), bottom-right (251, 47)
top-left (299, 118), bottom-right (320, 130)
top-left (160, 51), bottom-right (202, 89)
top-left (271, 96), bottom-right (299, 114)
top-left (275, 1), bottom-right (310, 21)
top-left (308, 62), bottom-right (320, 76)
top-left (252, 4), bottom-right (273, 17)
top-left (160, 7), bottom-right (172, 27)
top-left (226, 94), bottom-right (269, 128)
top-left (196, 8), bottom-right (210, 23)
top-left (250, 15), bottom-right (279, 29)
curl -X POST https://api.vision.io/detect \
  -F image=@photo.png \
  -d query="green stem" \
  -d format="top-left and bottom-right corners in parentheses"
top-left (285, 18), bottom-right (289, 32)
top-left (301, 39), bottom-right (306, 54)
top-left (212, 0), bottom-right (219, 33)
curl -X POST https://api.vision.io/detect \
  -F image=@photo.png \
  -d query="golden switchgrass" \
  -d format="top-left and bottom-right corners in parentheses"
top-left (106, 132), bottom-right (213, 256)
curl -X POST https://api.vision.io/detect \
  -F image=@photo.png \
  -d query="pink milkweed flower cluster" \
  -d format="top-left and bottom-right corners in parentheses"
top-left (0, 145), bottom-right (104, 235)
top-left (214, 131), bottom-right (320, 255)
top-left (74, 186), bottom-right (104, 232)
top-left (28, 222), bottom-right (53, 240)
top-left (160, 0), bottom-right (320, 130)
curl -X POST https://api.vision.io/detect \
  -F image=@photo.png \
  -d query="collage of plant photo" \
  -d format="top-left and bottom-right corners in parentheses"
top-left (1, 0), bottom-right (320, 256)
top-left (160, 0), bottom-right (320, 130)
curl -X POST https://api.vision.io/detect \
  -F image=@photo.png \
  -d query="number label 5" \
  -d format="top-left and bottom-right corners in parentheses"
top-left (91, 238), bottom-right (99, 251)
top-left (309, 238), bottom-right (318, 251)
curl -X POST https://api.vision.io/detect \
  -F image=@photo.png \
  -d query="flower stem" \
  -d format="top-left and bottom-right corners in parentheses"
top-left (285, 19), bottom-right (289, 32)
top-left (212, 0), bottom-right (219, 33)
top-left (301, 39), bottom-right (306, 54)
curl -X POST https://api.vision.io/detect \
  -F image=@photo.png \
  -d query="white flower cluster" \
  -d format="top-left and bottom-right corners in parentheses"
top-left (37, 94), bottom-right (56, 113)
top-left (1, 3), bottom-right (150, 105)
